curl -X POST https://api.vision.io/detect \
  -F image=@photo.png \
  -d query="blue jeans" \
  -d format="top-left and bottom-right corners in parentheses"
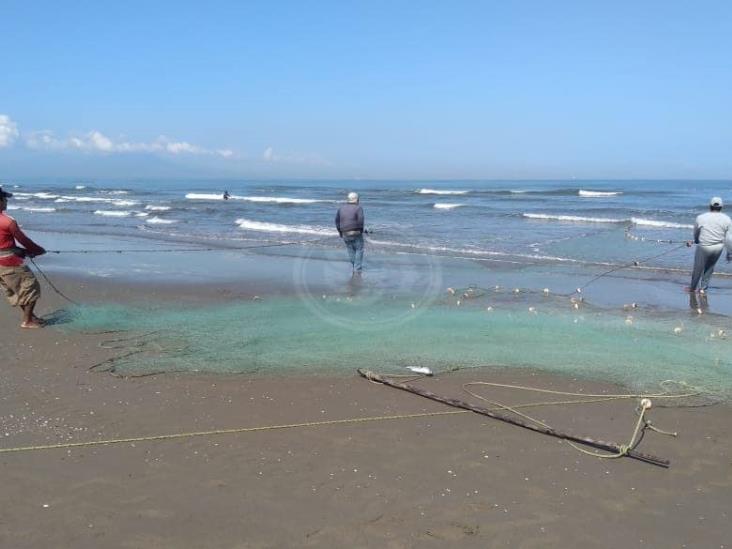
top-left (343, 234), bottom-right (364, 271)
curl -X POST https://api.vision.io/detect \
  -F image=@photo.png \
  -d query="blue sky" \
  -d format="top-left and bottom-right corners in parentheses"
top-left (1, 1), bottom-right (731, 179)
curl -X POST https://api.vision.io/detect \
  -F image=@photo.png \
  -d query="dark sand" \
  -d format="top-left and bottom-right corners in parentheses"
top-left (1, 276), bottom-right (731, 548)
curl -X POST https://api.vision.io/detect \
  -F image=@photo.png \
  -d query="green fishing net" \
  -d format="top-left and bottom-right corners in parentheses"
top-left (64, 291), bottom-right (732, 398)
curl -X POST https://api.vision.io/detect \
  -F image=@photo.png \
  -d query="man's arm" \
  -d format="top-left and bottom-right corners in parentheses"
top-left (693, 221), bottom-right (701, 244)
top-left (11, 221), bottom-right (45, 257)
top-left (356, 207), bottom-right (364, 230)
top-left (335, 209), bottom-right (341, 236)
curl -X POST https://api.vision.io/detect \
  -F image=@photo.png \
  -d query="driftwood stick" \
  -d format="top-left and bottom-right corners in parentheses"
top-left (358, 369), bottom-right (670, 468)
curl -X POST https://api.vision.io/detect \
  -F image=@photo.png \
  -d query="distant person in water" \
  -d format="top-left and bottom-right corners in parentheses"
top-left (687, 196), bottom-right (731, 293)
top-left (335, 192), bottom-right (365, 273)
top-left (223, 190), bottom-right (230, 200)
top-left (0, 186), bottom-right (46, 328)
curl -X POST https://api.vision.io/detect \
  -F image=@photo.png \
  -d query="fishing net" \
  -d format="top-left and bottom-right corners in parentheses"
top-left (63, 290), bottom-right (732, 401)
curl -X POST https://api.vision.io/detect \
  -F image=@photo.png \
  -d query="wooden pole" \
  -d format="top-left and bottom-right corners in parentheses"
top-left (358, 369), bottom-right (669, 468)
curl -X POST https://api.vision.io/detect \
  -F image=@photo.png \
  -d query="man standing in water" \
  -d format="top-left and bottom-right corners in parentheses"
top-left (687, 196), bottom-right (731, 293)
top-left (0, 186), bottom-right (46, 328)
top-left (335, 192), bottom-right (365, 274)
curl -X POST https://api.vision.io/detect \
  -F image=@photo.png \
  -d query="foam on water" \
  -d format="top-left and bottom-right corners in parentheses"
top-left (8, 204), bottom-right (56, 212)
top-left (94, 210), bottom-right (131, 217)
top-left (417, 188), bottom-right (469, 195)
top-left (146, 216), bottom-right (178, 224)
top-left (57, 196), bottom-right (125, 203)
top-left (433, 203), bottom-right (464, 210)
top-left (366, 238), bottom-right (578, 263)
top-left (186, 193), bottom-right (225, 200)
top-left (13, 192), bottom-right (59, 199)
top-left (579, 190), bottom-right (623, 197)
top-left (630, 217), bottom-right (694, 229)
top-left (235, 218), bottom-right (334, 236)
top-left (23, 207), bottom-right (56, 213)
top-left (523, 213), bottom-right (627, 224)
top-left (524, 213), bottom-right (690, 229)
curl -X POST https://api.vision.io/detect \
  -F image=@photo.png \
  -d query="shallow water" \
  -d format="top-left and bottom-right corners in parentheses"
top-left (11, 178), bottom-right (732, 392)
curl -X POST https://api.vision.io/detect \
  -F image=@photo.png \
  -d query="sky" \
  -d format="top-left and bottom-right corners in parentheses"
top-left (1, 1), bottom-right (731, 180)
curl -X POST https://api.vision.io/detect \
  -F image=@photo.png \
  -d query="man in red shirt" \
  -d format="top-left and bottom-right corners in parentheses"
top-left (0, 186), bottom-right (46, 328)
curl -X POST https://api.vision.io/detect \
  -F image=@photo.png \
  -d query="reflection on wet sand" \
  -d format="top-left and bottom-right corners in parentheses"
top-left (690, 292), bottom-right (709, 313)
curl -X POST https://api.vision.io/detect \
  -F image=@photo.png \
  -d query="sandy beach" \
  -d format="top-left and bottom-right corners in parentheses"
top-left (1, 274), bottom-right (731, 549)
top-left (5, 1), bottom-right (732, 545)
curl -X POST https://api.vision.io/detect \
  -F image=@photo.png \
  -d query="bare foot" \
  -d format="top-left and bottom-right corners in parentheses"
top-left (20, 321), bottom-right (44, 329)
top-left (683, 286), bottom-right (696, 293)
top-left (31, 316), bottom-right (46, 325)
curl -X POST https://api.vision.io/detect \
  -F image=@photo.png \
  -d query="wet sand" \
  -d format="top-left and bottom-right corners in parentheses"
top-left (1, 276), bottom-right (731, 548)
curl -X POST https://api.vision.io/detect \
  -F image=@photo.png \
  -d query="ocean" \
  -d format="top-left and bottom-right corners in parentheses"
top-left (5, 178), bottom-right (732, 393)
top-left (5, 179), bottom-right (722, 272)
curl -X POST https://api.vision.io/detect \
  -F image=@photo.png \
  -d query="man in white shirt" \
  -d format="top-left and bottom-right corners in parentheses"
top-left (687, 196), bottom-right (732, 293)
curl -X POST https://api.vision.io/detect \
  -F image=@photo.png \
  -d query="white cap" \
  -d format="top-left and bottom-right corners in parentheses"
top-left (710, 196), bottom-right (723, 208)
top-left (347, 192), bottom-right (359, 204)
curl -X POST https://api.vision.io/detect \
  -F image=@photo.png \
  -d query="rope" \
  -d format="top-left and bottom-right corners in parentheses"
top-left (27, 236), bottom-right (337, 306)
top-left (0, 410), bottom-right (470, 455)
top-left (0, 373), bottom-right (704, 457)
top-left (28, 257), bottom-right (80, 306)
top-left (46, 235), bottom-right (336, 254)
top-left (461, 380), bottom-right (690, 459)
top-left (577, 243), bottom-right (689, 292)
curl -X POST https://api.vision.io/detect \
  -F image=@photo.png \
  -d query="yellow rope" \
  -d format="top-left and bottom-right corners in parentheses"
top-left (0, 410), bottom-right (470, 455)
top-left (1, 377), bottom-right (697, 457)
top-left (462, 380), bottom-right (701, 402)
top-left (461, 381), bottom-right (687, 459)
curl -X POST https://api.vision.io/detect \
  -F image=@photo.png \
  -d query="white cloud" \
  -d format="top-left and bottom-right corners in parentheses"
top-left (0, 114), bottom-right (19, 148)
top-left (25, 129), bottom-right (234, 158)
top-left (262, 146), bottom-right (331, 167)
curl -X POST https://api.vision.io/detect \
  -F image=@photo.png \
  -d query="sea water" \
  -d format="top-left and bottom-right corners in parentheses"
top-left (5, 178), bottom-right (728, 273)
top-left (6, 178), bottom-right (732, 391)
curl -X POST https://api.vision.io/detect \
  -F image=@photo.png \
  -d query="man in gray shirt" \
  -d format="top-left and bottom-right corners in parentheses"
top-left (687, 196), bottom-right (732, 293)
top-left (335, 192), bottom-right (365, 273)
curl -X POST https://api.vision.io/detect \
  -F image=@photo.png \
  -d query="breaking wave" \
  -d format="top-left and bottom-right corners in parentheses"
top-left (630, 217), bottom-right (693, 229)
top-left (523, 213), bottom-right (692, 229)
top-left (579, 190), bottom-right (623, 197)
top-left (416, 188), bottom-right (470, 195)
top-left (522, 213), bottom-right (626, 224)
top-left (94, 210), bottom-right (131, 217)
top-left (146, 217), bottom-right (178, 224)
top-left (433, 203), bottom-right (464, 210)
top-left (235, 218), bottom-right (334, 236)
